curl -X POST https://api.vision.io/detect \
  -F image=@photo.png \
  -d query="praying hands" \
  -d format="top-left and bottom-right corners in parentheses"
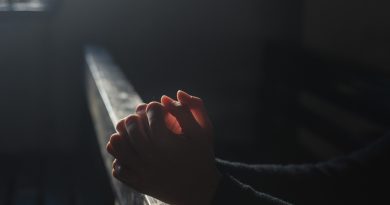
top-left (106, 90), bottom-right (221, 205)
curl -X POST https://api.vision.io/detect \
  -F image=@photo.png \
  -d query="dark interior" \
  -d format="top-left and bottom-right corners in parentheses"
top-left (0, 0), bottom-right (389, 204)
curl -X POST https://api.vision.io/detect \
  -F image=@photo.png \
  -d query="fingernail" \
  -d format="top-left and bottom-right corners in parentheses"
top-left (177, 90), bottom-right (192, 103)
top-left (162, 95), bottom-right (178, 106)
top-left (162, 95), bottom-right (173, 102)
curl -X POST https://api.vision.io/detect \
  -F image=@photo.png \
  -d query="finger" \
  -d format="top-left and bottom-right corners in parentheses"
top-left (116, 119), bottom-right (129, 138)
top-left (160, 95), bottom-right (182, 134)
top-left (135, 103), bottom-right (151, 136)
top-left (177, 90), bottom-right (212, 130)
top-left (146, 102), bottom-right (172, 137)
top-left (136, 103), bottom-right (147, 113)
top-left (106, 141), bottom-right (116, 156)
top-left (109, 134), bottom-right (129, 159)
top-left (161, 95), bottom-right (199, 134)
top-left (125, 114), bottom-right (150, 155)
top-left (112, 159), bottom-right (141, 189)
top-left (109, 133), bottom-right (138, 167)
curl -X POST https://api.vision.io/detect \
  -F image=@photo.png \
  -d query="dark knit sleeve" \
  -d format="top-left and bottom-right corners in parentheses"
top-left (215, 133), bottom-right (390, 205)
top-left (212, 173), bottom-right (292, 205)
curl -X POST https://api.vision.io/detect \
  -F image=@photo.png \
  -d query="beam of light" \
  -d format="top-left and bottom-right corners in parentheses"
top-left (0, 0), bottom-right (47, 12)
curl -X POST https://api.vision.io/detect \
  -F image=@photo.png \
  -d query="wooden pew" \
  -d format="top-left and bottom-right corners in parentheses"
top-left (85, 46), bottom-right (167, 205)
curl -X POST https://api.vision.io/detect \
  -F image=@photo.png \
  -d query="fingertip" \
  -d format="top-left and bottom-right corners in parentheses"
top-left (108, 134), bottom-right (125, 158)
top-left (177, 90), bottom-right (193, 104)
top-left (146, 102), bottom-right (166, 126)
top-left (106, 141), bottom-right (114, 153)
top-left (109, 133), bottom-right (119, 140)
top-left (125, 114), bottom-right (140, 128)
top-left (161, 95), bottom-right (174, 106)
top-left (177, 90), bottom-right (190, 97)
top-left (135, 103), bottom-right (147, 114)
top-left (115, 119), bottom-right (125, 132)
top-left (125, 114), bottom-right (148, 138)
top-left (146, 101), bottom-right (164, 113)
top-left (177, 89), bottom-right (190, 97)
top-left (109, 133), bottom-right (123, 146)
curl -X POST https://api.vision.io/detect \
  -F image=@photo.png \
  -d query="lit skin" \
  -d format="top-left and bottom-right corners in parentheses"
top-left (106, 90), bottom-right (221, 205)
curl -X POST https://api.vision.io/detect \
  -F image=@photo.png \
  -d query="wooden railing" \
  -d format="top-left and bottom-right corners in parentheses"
top-left (85, 46), bottom-right (166, 205)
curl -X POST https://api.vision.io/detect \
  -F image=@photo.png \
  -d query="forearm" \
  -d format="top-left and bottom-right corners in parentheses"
top-left (216, 159), bottom-right (337, 204)
top-left (215, 134), bottom-right (390, 204)
top-left (212, 173), bottom-right (291, 205)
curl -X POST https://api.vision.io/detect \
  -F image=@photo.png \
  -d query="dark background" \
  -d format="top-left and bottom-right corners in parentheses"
top-left (0, 0), bottom-right (389, 204)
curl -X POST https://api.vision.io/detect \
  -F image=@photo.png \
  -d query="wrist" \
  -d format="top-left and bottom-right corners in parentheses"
top-left (205, 168), bottom-right (222, 205)
top-left (186, 167), bottom-right (222, 205)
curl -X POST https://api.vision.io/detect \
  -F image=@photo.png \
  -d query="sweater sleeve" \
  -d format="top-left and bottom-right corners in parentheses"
top-left (212, 173), bottom-right (292, 205)
top-left (215, 133), bottom-right (390, 205)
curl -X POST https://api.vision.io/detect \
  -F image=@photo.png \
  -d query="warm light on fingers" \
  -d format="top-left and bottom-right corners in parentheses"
top-left (165, 112), bottom-right (182, 135)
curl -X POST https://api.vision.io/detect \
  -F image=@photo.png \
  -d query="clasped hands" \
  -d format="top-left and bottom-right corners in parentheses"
top-left (106, 90), bottom-right (221, 205)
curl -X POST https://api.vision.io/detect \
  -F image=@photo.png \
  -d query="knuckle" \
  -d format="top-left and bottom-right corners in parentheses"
top-left (136, 103), bottom-right (147, 113)
top-left (126, 116), bottom-right (141, 134)
top-left (116, 119), bottom-right (126, 132)
top-left (109, 133), bottom-right (122, 145)
top-left (147, 102), bottom-right (164, 113)
top-left (106, 142), bottom-right (113, 152)
top-left (109, 133), bottom-right (119, 140)
top-left (126, 114), bottom-right (140, 124)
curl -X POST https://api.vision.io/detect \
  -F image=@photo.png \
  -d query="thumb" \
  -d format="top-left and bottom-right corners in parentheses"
top-left (161, 95), bottom-right (200, 135)
top-left (177, 90), bottom-right (212, 130)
